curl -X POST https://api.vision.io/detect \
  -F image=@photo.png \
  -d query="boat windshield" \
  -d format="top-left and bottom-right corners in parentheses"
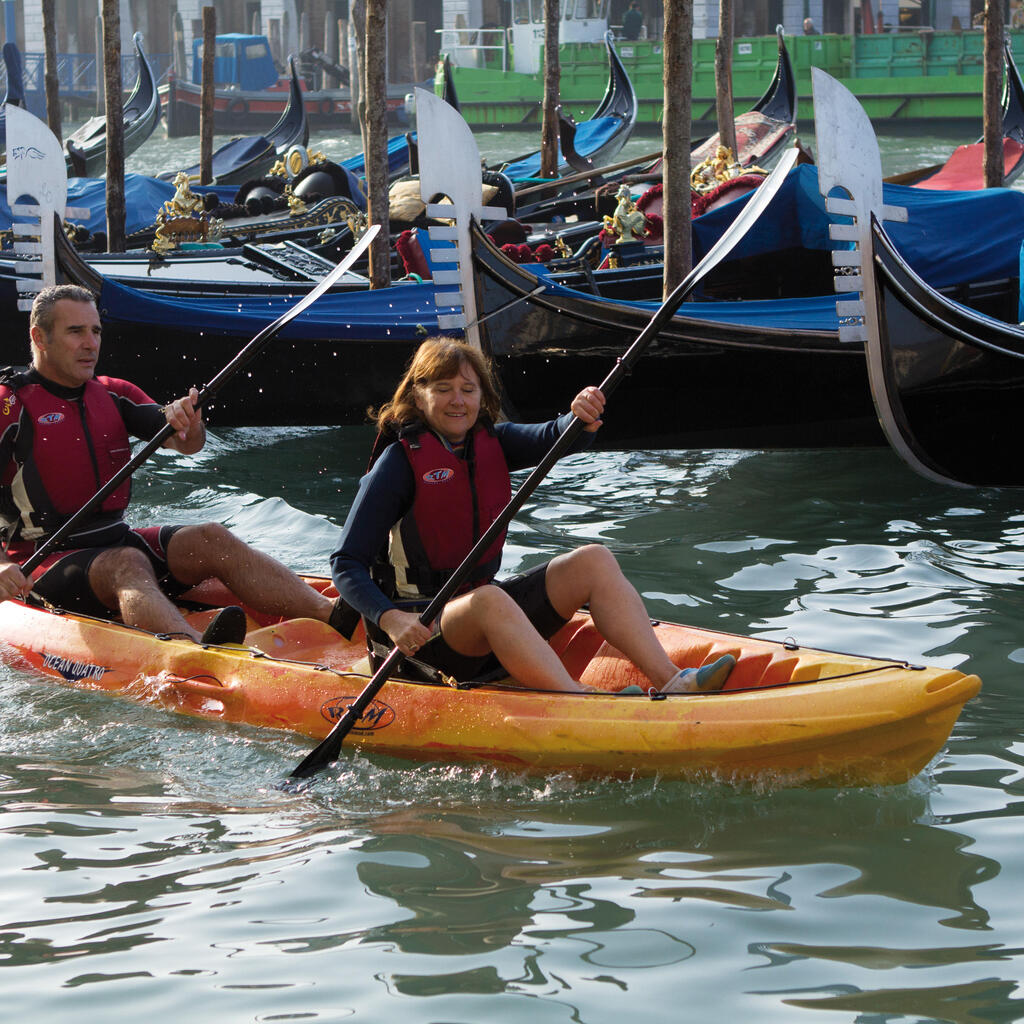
top-left (567, 0), bottom-right (607, 19)
top-left (514, 0), bottom-right (606, 23)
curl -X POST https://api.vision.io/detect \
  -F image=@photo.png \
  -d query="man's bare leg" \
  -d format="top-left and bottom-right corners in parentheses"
top-left (166, 523), bottom-right (334, 622)
top-left (89, 545), bottom-right (202, 639)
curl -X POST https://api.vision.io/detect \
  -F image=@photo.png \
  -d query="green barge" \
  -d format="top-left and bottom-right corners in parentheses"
top-left (438, 22), bottom-right (1024, 131)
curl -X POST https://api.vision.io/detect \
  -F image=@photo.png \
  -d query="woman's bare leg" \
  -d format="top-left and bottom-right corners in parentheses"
top-left (440, 585), bottom-right (585, 692)
top-left (543, 545), bottom-right (680, 687)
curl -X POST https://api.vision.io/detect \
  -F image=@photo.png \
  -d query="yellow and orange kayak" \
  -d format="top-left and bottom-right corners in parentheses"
top-left (0, 577), bottom-right (980, 787)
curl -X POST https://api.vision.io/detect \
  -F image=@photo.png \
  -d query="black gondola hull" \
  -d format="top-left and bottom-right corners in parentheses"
top-left (866, 216), bottom-right (1024, 486)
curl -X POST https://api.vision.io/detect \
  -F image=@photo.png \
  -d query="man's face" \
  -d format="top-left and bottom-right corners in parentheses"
top-left (30, 299), bottom-right (102, 388)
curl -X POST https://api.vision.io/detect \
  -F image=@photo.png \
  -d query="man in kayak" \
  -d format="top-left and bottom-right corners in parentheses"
top-left (330, 336), bottom-right (734, 693)
top-left (0, 284), bottom-right (345, 646)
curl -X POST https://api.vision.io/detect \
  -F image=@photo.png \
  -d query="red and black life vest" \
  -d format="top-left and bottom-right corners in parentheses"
top-left (0, 373), bottom-right (136, 555)
top-left (373, 425), bottom-right (512, 599)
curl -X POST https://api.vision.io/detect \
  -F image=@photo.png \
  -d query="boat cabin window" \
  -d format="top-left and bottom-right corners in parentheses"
top-left (568, 0), bottom-right (606, 19)
top-left (245, 42), bottom-right (270, 60)
top-left (513, 0), bottom-right (546, 24)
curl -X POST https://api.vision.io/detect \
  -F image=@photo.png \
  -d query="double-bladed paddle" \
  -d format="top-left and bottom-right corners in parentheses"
top-left (285, 147), bottom-right (800, 786)
top-left (20, 223), bottom-right (380, 577)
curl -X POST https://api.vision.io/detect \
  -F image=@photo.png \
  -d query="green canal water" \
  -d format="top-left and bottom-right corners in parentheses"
top-left (1, 127), bottom-right (1022, 1022)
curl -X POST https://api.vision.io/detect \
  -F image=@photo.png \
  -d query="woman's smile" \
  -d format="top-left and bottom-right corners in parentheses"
top-left (414, 361), bottom-right (482, 444)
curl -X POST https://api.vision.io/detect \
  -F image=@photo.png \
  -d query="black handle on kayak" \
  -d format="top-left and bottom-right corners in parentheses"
top-left (20, 223), bottom-right (380, 576)
top-left (284, 147), bottom-right (800, 786)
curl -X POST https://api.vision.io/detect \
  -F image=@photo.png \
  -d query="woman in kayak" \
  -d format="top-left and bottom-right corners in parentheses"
top-left (330, 337), bottom-right (733, 693)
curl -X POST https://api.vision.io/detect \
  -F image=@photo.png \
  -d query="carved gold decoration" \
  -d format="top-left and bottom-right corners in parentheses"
top-left (284, 186), bottom-right (307, 215)
top-left (690, 145), bottom-right (767, 194)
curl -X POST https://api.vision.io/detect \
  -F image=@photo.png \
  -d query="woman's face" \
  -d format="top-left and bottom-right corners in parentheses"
top-left (414, 361), bottom-right (482, 445)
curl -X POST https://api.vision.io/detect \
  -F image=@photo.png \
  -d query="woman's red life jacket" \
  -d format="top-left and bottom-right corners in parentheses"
top-left (375, 425), bottom-right (512, 599)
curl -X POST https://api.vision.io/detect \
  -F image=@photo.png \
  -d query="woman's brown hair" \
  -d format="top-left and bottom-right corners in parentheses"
top-left (373, 337), bottom-right (502, 434)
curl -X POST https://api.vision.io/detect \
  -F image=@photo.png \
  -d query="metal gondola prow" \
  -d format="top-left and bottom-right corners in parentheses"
top-left (415, 87), bottom-right (508, 352)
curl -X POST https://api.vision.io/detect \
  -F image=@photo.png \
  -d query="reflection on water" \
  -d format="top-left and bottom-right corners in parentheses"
top-left (3, 423), bottom-right (1024, 1019)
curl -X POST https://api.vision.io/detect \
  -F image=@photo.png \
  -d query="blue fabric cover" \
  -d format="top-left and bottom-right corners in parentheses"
top-left (342, 133), bottom-right (414, 180)
top-left (499, 116), bottom-right (622, 182)
top-left (524, 264), bottom-right (843, 332)
top-left (691, 164), bottom-right (1024, 290)
top-left (98, 275), bottom-right (458, 341)
top-left (0, 174), bottom-right (238, 236)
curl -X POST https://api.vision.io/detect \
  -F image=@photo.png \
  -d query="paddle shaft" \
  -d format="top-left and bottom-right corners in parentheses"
top-left (286, 146), bottom-right (800, 783)
top-left (20, 224), bottom-right (380, 576)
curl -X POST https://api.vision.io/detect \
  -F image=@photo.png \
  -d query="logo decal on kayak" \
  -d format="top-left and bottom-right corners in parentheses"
top-left (422, 468), bottom-right (454, 484)
top-left (38, 412), bottom-right (64, 425)
top-left (42, 651), bottom-right (107, 682)
top-left (321, 697), bottom-right (395, 731)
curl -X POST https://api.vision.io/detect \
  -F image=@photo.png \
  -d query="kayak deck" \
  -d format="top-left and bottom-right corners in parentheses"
top-left (0, 577), bottom-right (981, 787)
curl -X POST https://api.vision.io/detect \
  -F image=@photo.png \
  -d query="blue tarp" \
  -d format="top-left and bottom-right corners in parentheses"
top-left (524, 265), bottom-right (844, 332)
top-left (499, 117), bottom-right (623, 182)
top-left (99, 274), bottom-right (456, 341)
top-left (0, 174), bottom-right (238, 237)
top-left (691, 164), bottom-right (1024, 289)
top-left (93, 162), bottom-right (1024, 340)
top-left (341, 133), bottom-right (414, 180)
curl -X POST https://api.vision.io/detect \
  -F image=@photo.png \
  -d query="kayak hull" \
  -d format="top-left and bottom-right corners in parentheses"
top-left (0, 583), bottom-right (980, 787)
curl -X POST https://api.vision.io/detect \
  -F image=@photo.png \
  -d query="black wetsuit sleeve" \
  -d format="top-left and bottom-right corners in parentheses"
top-left (330, 444), bottom-right (416, 626)
top-left (495, 413), bottom-right (597, 471)
top-left (103, 378), bottom-right (166, 439)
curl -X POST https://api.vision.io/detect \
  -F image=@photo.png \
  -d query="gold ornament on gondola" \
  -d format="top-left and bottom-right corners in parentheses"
top-left (690, 145), bottom-right (767, 194)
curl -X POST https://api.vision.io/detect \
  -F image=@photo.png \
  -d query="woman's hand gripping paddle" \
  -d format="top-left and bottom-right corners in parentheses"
top-left (284, 147), bottom-right (800, 787)
top-left (20, 224), bottom-right (380, 577)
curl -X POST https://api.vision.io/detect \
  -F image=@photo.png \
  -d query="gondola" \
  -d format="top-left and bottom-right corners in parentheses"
top-left (811, 65), bottom-right (1024, 488)
top-left (859, 215), bottom-right (1024, 487)
top-left (511, 29), bottom-right (797, 222)
top-left (0, 41), bottom-right (26, 149)
top-left (884, 42), bottom-right (1024, 190)
top-left (18, 224), bottom-right (452, 426)
top-left (467, 154), bottom-right (1024, 448)
top-left (65, 33), bottom-right (161, 179)
top-left (689, 26), bottom-right (797, 172)
top-left (157, 57), bottom-right (308, 188)
top-left (494, 32), bottom-right (638, 184)
top-left (468, 216), bottom-right (879, 448)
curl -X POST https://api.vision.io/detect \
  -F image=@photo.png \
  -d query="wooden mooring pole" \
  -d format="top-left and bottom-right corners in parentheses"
top-left (540, 0), bottom-right (560, 179)
top-left (365, 0), bottom-right (390, 289)
top-left (199, 6), bottom-right (216, 186)
top-left (95, 15), bottom-right (104, 115)
top-left (102, 0), bottom-right (125, 252)
top-left (983, 0), bottom-right (1005, 188)
top-left (715, 0), bottom-right (736, 159)
top-left (41, 0), bottom-right (61, 144)
top-left (350, 0), bottom-right (366, 138)
top-left (662, 0), bottom-right (693, 295)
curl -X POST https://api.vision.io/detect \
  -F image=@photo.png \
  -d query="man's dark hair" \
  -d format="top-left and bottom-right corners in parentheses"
top-left (30, 284), bottom-right (98, 334)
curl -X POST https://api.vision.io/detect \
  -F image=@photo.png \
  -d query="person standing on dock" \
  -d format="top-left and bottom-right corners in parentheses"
top-left (622, 1), bottom-right (644, 40)
top-left (0, 285), bottom-right (349, 646)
